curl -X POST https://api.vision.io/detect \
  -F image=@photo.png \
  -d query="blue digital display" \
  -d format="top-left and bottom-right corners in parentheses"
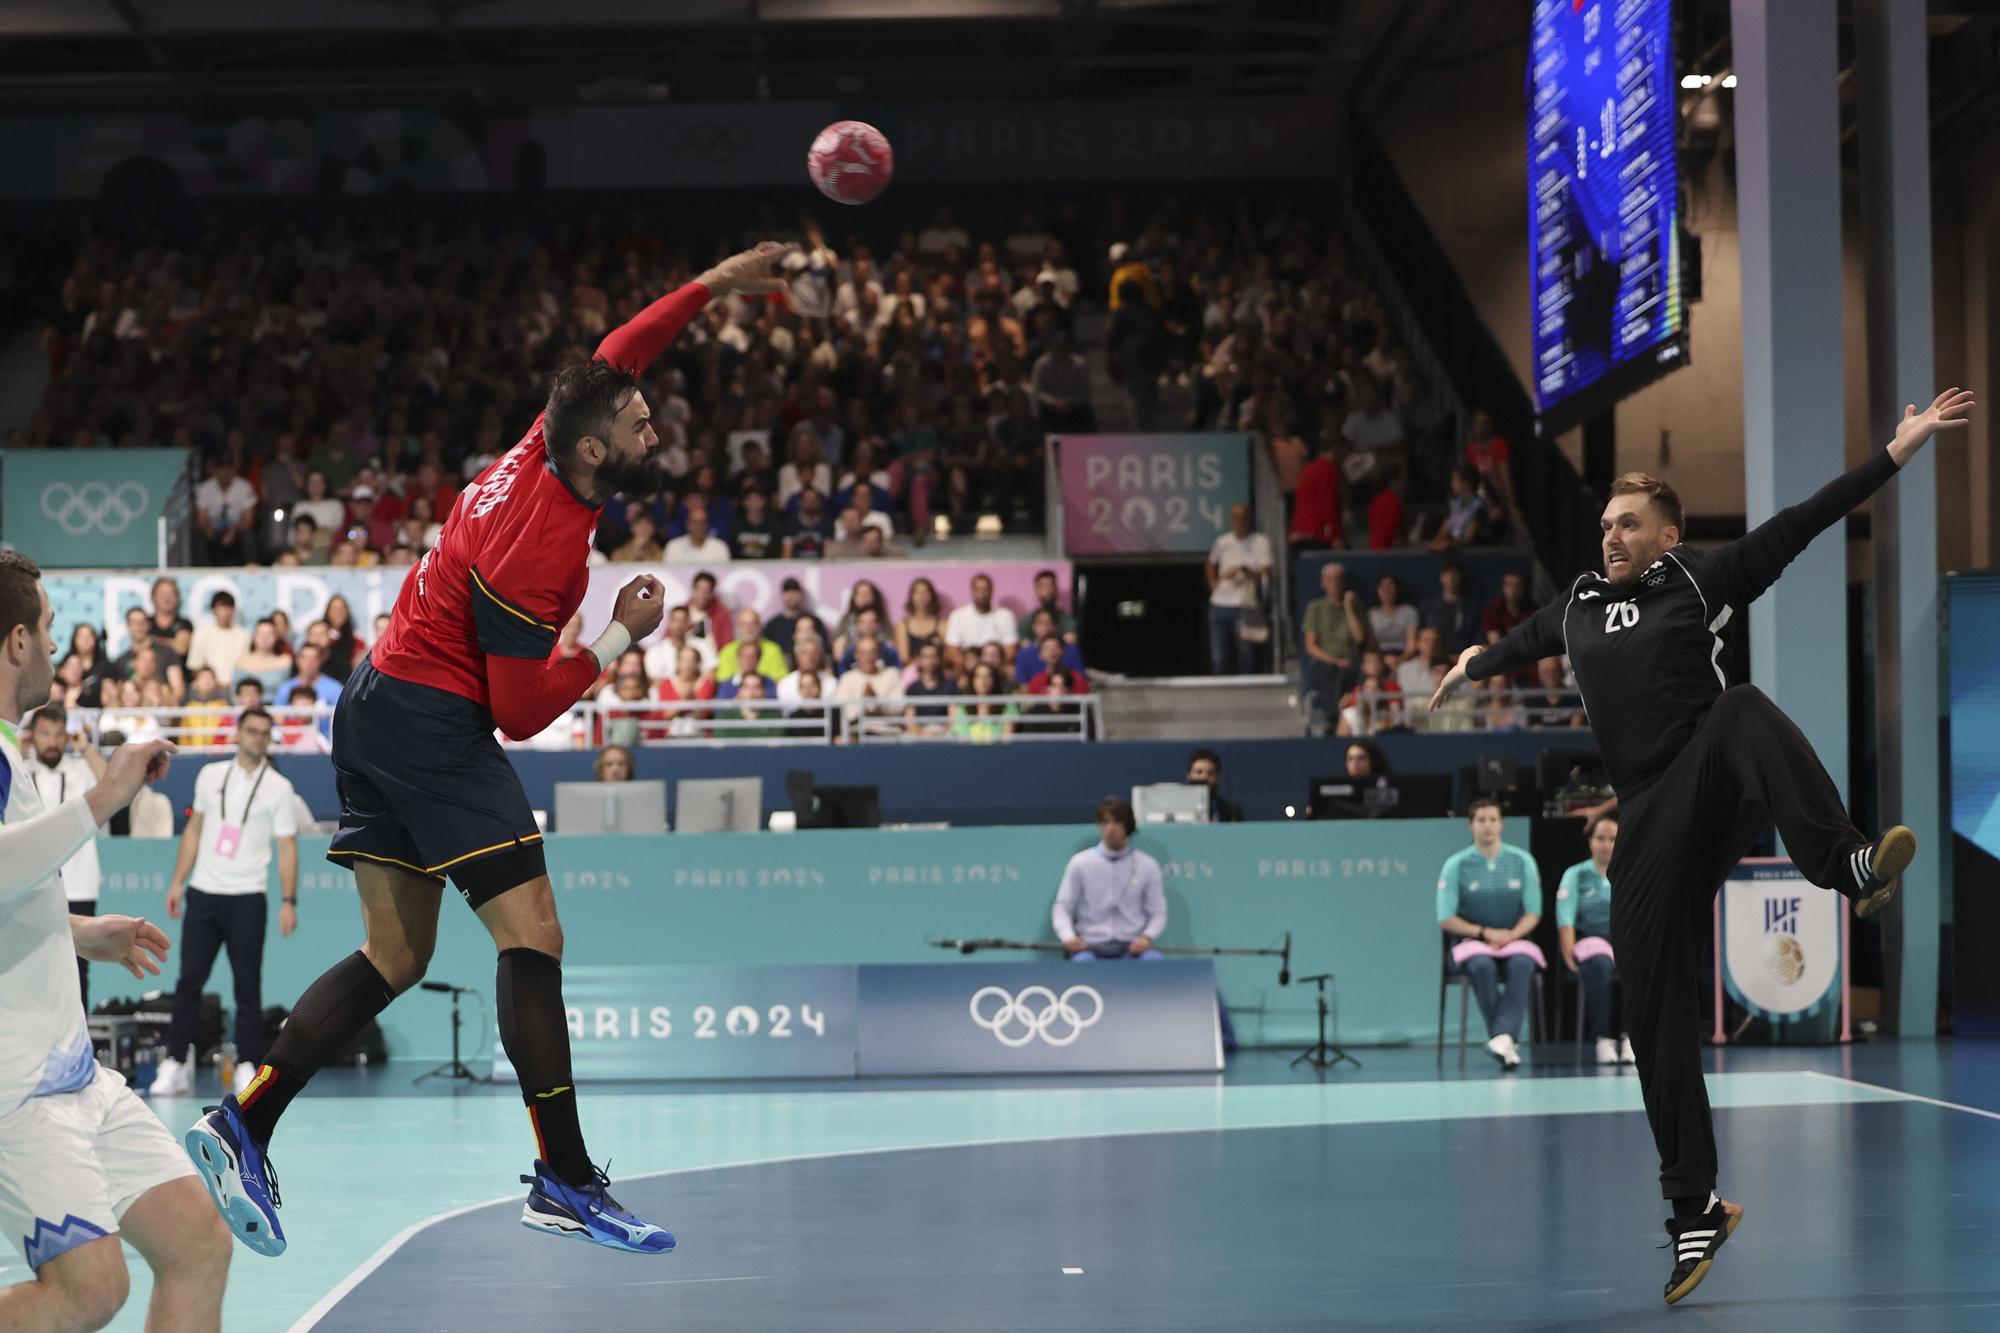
top-left (1949, 574), bottom-right (2000, 859)
top-left (1528, 0), bottom-right (1685, 426)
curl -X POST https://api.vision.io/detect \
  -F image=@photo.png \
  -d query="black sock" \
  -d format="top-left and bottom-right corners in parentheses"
top-left (497, 947), bottom-right (591, 1187)
top-left (1671, 1192), bottom-right (1712, 1222)
top-left (235, 950), bottom-right (395, 1145)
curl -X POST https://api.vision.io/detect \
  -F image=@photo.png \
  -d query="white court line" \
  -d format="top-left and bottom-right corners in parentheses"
top-left (286, 1074), bottom-right (1874, 1331)
top-left (1798, 1069), bottom-right (2000, 1122)
top-left (1062, 1267), bottom-right (1083, 1275)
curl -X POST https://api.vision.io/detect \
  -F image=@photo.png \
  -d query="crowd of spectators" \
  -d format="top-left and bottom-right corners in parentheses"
top-left (23, 203), bottom-right (1128, 568)
top-left (576, 567), bottom-right (1088, 747)
top-left (43, 568), bottom-right (1088, 753)
top-left (1298, 561), bottom-right (1582, 737)
top-left (1085, 195), bottom-right (1521, 554)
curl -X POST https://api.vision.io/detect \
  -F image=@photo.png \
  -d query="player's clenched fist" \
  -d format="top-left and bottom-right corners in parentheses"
top-left (611, 574), bottom-right (666, 641)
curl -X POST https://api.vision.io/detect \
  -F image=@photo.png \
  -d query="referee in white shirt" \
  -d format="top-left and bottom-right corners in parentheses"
top-left (152, 708), bottom-right (299, 1098)
top-left (24, 704), bottom-right (106, 1009)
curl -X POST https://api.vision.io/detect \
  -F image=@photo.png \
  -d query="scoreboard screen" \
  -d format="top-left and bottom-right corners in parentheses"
top-left (1527, 0), bottom-right (1687, 430)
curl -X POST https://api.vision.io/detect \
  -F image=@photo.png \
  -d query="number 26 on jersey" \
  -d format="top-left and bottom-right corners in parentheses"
top-left (1603, 602), bottom-right (1640, 633)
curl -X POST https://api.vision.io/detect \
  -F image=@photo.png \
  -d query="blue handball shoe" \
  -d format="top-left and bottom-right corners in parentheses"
top-left (520, 1159), bottom-right (675, 1254)
top-left (184, 1102), bottom-right (287, 1257)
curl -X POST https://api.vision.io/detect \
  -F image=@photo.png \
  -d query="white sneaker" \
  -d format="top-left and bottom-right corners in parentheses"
top-left (1485, 1033), bottom-right (1520, 1069)
top-left (1595, 1037), bottom-right (1620, 1066)
top-left (1619, 1036), bottom-right (1637, 1065)
top-left (149, 1055), bottom-right (191, 1098)
top-left (232, 1062), bottom-right (255, 1097)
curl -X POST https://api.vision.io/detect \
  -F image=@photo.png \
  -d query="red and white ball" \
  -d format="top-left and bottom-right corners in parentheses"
top-left (807, 120), bottom-right (894, 206)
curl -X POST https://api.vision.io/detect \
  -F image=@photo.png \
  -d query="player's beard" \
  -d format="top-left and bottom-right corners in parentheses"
top-left (595, 449), bottom-right (668, 500)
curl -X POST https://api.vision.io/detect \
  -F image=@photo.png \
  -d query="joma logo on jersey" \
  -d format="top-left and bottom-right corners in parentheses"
top-left (1764, 897), bottom-right (1802, 934)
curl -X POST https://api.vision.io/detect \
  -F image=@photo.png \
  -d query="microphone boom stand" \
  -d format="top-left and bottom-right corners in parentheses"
top-left (1291, 973), bottom-right (1360, 1070)
top-left (415, 981), bottom-right (484, 1085)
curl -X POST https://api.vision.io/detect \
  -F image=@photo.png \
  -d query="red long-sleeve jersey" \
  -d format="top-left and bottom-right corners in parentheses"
top-left (368, 280), bottom-right (711, 740)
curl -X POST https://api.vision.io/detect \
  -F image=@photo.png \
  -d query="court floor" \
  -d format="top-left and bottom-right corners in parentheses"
top-left (22, 1040), bottom-right (2000, 1331)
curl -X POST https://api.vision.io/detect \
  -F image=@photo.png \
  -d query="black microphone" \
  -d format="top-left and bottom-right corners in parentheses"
top-left (959, 940), bottom-right (978, 955)
top-left (419, 981), bottom-right (466, 994)
top-left (1278, 931), bottom-right (1291, 987)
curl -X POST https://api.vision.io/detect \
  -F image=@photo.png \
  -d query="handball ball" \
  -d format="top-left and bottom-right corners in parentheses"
top-left (808, 121), bottom-right (894, 205)
top-left (1763, 934), bottom-right (1807, 987)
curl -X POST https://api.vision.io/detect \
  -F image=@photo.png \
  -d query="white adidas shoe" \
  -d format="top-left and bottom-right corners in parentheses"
top-left (1619, 1036), bottom-right (1637, 1065)
top-left (1485, 1033), bottom-right (1520, 1070)
top-left (1595, 1037), bottom-right (1620, 1066)
top-left (149, 1055), bottom-right (192, 1098)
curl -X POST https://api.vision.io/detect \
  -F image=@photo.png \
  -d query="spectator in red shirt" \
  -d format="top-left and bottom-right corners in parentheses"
top-left (1482, 570), bottom-right (1539, 684)
top-left (1336, 648), bottom-right (1403, 737)
top-left (1290, 430), bottom-right (1342, 550)
top-left (687, 571), bottom-right (734, 647)
top-left (1367, 467), bottom-right (1407, 550)
top-left (345, 487), bottom-right (400, 553)
top-left (1464, 409), bottom-right (1517, 520)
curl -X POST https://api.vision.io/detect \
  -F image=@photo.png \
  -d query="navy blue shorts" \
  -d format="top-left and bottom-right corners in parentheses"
top-left (327, 658), bottom-right (546, 909)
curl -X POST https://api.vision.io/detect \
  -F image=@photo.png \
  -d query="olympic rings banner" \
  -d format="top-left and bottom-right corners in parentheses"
top-left (857, 960), bottom-right (1220, 1075)
top-left (490, 961), bottom-right (1219, 1081)
top-left (1, 449), bottom-right (190, 569)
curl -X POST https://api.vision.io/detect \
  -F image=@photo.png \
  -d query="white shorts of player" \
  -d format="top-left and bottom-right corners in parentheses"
top-left (0, 1064), bottom-right (197, 1274)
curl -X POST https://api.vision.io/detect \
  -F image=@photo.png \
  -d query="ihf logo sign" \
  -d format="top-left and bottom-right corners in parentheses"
top-left (1763, 897), bottom-right (1803, 935)
top-left (1762, 895), bottom-right (1808, 988)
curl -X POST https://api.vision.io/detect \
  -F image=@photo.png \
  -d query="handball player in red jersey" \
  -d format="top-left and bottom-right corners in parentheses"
top-left (185, 242), bottom-right (795, 1259)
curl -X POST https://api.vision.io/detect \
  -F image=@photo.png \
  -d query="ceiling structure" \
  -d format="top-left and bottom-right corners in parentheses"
top-left (0, 0), bottom-right (1396, 111)
top-left (3, 0), bottom-right (1996, 167)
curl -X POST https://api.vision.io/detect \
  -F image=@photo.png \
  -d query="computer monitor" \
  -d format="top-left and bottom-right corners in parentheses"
top-left (786, 770), bottom-right (881, 829)
top-left (1308, 776), bottom-right (1393, 820)
top-left (673, 777), bottom-right (764, 833)
top-left (553, 780), bottom-right (667, 835)
top-left (1131, 782), bottom-right (1212, 825)
top-left (1383, 773), bottom-right (1456, 819)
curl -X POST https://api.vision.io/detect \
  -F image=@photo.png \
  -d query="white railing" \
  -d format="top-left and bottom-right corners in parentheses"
top-left (69, 693), bottom-right (1102, 754)
top-left (1336, 683), bottom-right (1589, 736)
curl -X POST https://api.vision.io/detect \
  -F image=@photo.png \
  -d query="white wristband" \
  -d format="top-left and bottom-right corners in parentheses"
top-left (588, 622), bottom-right (632, 669)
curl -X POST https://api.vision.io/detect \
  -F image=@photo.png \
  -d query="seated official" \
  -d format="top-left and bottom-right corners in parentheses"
top-left (1185, 747), bottom-right (1244, 822)
top-left (1559, 814), bottom-right (1633, 1066)
top-left (1053, 798), bottom-right (1165, 961)
top-left (1436, 797), bottom-right (1544, 1070)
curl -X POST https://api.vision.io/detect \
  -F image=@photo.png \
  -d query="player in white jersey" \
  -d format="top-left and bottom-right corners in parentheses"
top-left (0, 550), bottom-right (232, 1333)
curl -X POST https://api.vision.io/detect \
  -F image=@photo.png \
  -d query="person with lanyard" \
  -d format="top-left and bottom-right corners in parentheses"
top-left (1053, 798), bottom-right (1166, 962)
top-left (1559, 813), bottom-right (1634, 1067)
top-left (22, 703), bottom-right (107, 1011)
top-left (150, 708), bottom-right (299, 1099)
top-left (1435, 798), bottom-right (1544, 1070)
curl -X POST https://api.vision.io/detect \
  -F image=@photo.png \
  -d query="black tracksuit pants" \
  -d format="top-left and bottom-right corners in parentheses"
top-left (1609, 684), bottom-right (1869, 1199)
top-left (165, 889), bottom-right (270, 1066)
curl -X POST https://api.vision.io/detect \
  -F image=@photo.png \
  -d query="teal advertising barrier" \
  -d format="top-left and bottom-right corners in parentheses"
top-left (1, 449), bottom-right (190, 568)
top-left (1058, 433), bottom-right (1251, 555)
top-left (92, 818), bottom-right (1503, 1062)
top-left (489, 961), bottom-right (1221, 1081)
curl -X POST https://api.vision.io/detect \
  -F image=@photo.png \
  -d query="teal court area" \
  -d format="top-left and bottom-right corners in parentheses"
top-left (37, 1041), bottom-right (2000, 1332)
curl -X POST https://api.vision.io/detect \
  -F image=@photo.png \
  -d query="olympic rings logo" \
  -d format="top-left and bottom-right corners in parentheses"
top-left (968, 984), bottom-right (1104, 1048)
top-left (656, 120), bottom-right (753, 165)
top-left (40, 482), bottom-right (150, 536)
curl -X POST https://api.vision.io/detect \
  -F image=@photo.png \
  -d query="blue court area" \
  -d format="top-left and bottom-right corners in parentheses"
top-left (19, 1041), bottom-right (2000, 1331)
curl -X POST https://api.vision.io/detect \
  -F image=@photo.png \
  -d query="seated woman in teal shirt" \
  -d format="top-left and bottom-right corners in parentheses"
top-left (1436, 798), bottom-right (1544, 1070)
top-left (1558, 814), bottom-right (1634, 1066)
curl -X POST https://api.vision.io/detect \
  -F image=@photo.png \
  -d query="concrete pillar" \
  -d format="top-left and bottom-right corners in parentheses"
top-left (1858, 0), bottom-right (1939, 1036)
top-left (1731, 0), bottom-right (1848, 802)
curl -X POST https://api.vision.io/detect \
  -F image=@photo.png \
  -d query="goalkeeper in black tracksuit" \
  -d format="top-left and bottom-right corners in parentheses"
top-left (1429, 388), bottom-right (1974, 1305)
